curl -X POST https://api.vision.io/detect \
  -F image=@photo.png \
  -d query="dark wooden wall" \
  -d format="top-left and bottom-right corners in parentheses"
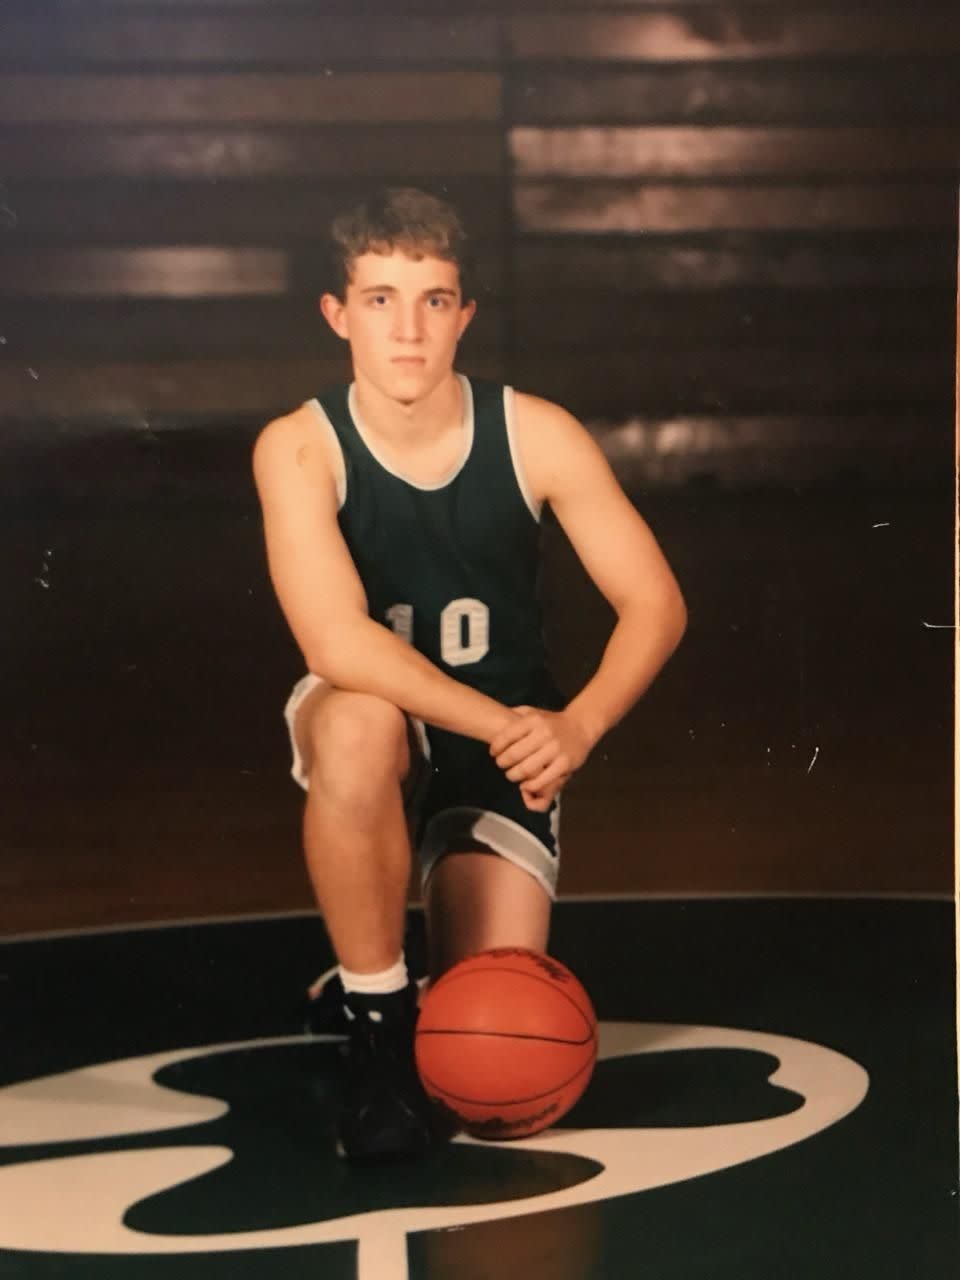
top-left (1, 1), bottom-right (957, 491)
top-left (0, 5), bottom-right (956, 926)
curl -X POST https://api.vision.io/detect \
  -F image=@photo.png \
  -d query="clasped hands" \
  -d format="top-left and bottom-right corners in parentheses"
top-left (489, 706), bottom-right (593, 813)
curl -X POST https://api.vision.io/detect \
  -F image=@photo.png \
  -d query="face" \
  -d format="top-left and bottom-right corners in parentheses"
top-left (320, 249), bottom-right (476, 406)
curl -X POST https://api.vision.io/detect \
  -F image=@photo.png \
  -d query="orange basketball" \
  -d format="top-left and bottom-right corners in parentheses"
top-left (414, 947), bottom-right (598, 1140)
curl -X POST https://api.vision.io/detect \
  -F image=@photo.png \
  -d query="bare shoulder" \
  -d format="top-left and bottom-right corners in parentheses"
top-left (253, 402), bottom-right (317, 469)
top-left (252, 402), bottom-right (335, 501)
top-left (511, 389), bottom-right (607, 503)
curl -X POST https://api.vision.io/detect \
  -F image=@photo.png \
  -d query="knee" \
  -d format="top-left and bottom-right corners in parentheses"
top-left (305, 691), bottom-right (408, 791)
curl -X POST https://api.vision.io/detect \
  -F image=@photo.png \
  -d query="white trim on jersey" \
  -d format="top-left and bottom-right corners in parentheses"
top-left (503, 385), bottom-right (543, 523)
top-left (346, 374), bottom-right (475, 492)
top-left (305, 398), bottom-right (348, 510)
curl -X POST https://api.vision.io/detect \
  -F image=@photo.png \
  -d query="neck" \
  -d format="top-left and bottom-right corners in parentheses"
top-left (352, 372), bottom-right (463, 444)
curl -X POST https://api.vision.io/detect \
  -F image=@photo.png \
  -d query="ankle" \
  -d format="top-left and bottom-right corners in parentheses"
top-left (339, 955), bottom-right (409, 997)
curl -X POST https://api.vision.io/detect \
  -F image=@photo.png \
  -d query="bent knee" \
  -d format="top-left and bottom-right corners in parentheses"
top-left (304, 689), bottom-right (409, 780)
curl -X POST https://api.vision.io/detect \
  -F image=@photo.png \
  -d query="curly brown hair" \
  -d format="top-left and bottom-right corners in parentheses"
top-left (327, 187), bottom-right (476, 302)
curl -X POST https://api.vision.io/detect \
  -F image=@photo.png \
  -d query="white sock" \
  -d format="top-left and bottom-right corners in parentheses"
top-left (339, 955), bottom-right (409, 997)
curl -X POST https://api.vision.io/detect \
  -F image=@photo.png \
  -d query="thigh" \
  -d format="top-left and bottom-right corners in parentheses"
top-left (416, 732), bottom-right (562, 897)
top-left (289, 674), bottom-right (423, 796)
top-left (423, 851), bottom-right (551, 981)
top-left (414, 733), bottom-right (562, 978)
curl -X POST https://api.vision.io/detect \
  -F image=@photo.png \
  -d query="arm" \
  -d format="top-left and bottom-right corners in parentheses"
top-left (491, 396), bottom-right (687, 799)
top-left (543, 408), bottom-right (687, 748)
top-left (252, 412), bottom-right (516, 744)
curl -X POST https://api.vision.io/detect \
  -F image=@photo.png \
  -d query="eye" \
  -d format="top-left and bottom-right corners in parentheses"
top-left (427, 295), bottom-right (449, 310)
top-left (368, 294), bottom-right (389, 308)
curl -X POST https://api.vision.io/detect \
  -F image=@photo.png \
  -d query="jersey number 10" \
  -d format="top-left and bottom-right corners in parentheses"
top-left (386, 598), bottom-right (490, 667)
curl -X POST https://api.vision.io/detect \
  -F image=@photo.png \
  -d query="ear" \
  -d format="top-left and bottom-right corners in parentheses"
top-left (319, 292), bottom-right (349, 340)
top-left (457, 298), bottom-right (477, 340)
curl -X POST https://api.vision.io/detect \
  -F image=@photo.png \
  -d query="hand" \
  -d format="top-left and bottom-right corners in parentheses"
top-left (519, 774), bottom-right (569, 813)
top-left (489, 706), bottom-right (592, 813)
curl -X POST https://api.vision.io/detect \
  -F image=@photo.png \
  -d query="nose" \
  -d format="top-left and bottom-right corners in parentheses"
top-left (392, 299), bottom-right (423, 343)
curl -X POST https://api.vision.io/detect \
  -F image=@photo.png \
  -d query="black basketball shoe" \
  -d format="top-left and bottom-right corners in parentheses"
top-left (301, 966), bottom-right (351, 1036)
top-left (336, 982), bottom-right (457, 1162)
top-left (302, 966), bottom-right (429, 1037)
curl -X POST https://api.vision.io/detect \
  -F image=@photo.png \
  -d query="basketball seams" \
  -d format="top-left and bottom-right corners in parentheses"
top-left (416, 1027), bottom-right (595, 1047)
top-left (419, 1046), bottom-right (596, 1110)
top-left (416, 949), bottom-right (598, 1135)
top-left (424, 965), bottom-right (596, 1035)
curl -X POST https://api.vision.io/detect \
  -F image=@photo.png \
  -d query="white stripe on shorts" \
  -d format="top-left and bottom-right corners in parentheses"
top-left (418, 805), bottom-right (560, 900)
top-left (284, 672), bottom-right (431, 791)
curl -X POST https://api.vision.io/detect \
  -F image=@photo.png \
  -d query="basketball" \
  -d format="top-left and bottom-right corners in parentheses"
top-left (414, 946), bottom-right (598, 1140)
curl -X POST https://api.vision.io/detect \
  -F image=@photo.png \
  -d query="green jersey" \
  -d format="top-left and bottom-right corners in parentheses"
top-left (311, 374), bottom-right (562, 712)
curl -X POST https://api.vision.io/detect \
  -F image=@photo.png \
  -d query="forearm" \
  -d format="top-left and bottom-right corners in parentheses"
top-left (565, 598), bottom-right (687, 749)
top-left (315, 615), bottom-right (513, 743)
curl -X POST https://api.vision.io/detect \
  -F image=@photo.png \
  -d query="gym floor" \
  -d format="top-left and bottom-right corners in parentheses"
top-left (2, 5), bottom-right (957, 1272)
top-left (0, 896), bottom-right (956, 1278)
top-left (2, 477), bottom-right (957, 1277)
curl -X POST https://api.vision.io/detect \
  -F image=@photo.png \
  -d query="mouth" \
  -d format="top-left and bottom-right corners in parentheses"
top-left (390, 356), bottom-right (426, 366)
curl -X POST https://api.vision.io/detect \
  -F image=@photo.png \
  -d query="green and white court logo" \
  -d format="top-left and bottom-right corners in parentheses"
top-left (0, 1023), bottom-right (868, 1279)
